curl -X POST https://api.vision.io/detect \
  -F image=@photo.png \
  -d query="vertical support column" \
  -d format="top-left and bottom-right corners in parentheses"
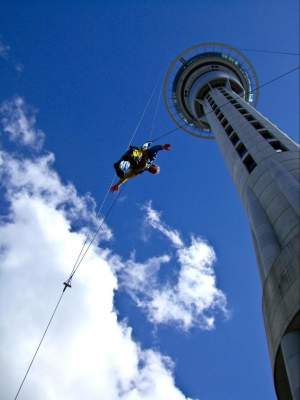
top-left (201, 86), bottom-right (300, 400)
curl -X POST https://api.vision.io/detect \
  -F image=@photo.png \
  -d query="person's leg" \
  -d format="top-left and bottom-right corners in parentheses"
top-left (114, 162), bottom-right (124, 178)
top-left (110, 169), bottom-right (138, 192)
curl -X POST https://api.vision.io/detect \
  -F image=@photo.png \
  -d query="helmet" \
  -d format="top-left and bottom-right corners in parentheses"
top-left (148, 164), bottom-right (160, 174)
top-left (142, 142), bottom-right (152, 150)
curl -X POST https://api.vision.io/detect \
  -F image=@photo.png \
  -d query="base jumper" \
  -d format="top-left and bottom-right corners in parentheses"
top-left (111, 142), bottom-right (171, 192)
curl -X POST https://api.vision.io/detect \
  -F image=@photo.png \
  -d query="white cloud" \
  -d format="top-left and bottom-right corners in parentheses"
top-left (144, 201), bottom-right (183, 247)
top-left (15, 62), bottom-right (24, 73)
top-left (0, 150), bottom-right (111, 242)
top-left (0, 40), bottom-right (24, 72)
top-left (0, 96), bottom-right (44, 148)
top-left (120, 203), bottom-right (229, 330)
top-left (0, 99), bottom-right (194, 399)
top-left (0, 39), bottom-right (10, 59)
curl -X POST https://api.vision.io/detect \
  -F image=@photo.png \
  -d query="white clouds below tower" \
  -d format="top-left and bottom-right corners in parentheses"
top-left (119, 202), bottom-right (229, 331)
top-left (0, 96), bottom-right (196, 400)
top-left (0, 96), bottom-right (227, 399)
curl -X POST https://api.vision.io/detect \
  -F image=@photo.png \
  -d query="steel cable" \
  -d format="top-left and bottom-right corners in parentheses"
top-left (13, 76), bottom-right (161, 399)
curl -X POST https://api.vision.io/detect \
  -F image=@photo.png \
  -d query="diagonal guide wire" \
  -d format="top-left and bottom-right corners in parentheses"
top-left (128, 78), bottom-right (161, 147)
top-left (14, 291), bottom-right (65, 400)
top-left (13, 76), bottom-right (159, 400)
top-left (66, 77), bottom-right (162, 277)
top-left (68, 190), bottom-right (121, 281)
top-left (68, 76), bottom-right (160, 279)
top-left (151, 64), bottom-right (300, 143)
top-left (239, 48), bottom-right (300, 56)
top-left (149, 79), bottom-right (163, 141)
top-left (13, 189), bottom-right (121, 400)
top-left (69, 77), bottom-right (160, 280)
top-left (197, 65), bottom-right (300, 120)
top-left (67, 173), bottom-right (116, 280)
top-left (67, 77), bottom-right (163, 278)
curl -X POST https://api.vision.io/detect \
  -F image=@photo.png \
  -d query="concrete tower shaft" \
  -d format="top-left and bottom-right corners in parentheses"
top-left (164, 44), bottom-right (300, 400)
top-left (202, 89), bottom-right (300, 400)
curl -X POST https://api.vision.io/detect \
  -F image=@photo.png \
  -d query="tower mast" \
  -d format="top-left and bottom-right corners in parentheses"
top-left (163, 42), bottom-right (300, 400)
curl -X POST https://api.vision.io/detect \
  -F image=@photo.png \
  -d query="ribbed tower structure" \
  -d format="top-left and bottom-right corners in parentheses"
top-left (163, 43), bottom-right (300, 400)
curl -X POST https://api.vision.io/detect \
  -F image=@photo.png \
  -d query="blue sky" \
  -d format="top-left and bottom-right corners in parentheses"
top-left (0, 1), bottom-right (299, 399)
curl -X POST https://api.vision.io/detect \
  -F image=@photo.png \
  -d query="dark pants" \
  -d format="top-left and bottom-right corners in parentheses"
top-left (114, 162), bottom-right (125, 179)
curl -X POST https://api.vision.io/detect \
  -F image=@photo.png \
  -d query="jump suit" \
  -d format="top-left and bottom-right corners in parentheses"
top-left (114, 145), bottom-right (164, 178)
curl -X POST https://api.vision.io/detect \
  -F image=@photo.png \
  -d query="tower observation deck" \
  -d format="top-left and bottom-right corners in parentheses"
top-left (163, 43), bottom-right (300, 400)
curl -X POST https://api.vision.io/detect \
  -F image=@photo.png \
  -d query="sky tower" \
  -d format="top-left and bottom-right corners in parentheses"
top-left (163, 43), bottom-right (300, 400)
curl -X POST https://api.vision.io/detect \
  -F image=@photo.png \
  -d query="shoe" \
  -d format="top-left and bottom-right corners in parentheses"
top-left (110, 184), bottom-right (119, 192)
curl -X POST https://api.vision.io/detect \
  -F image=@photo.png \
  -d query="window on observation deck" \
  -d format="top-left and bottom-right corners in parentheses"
top-left (245, 115), bottom-right (256, 122)
top-left (269, 140), bottom-right (288, 152)
top-left (225, 125), bottom-right (233, 136)
top-left (243, 154), bottom-right (257, 173)
top-left (221, 118), bottom-right (229, 128)
top-left (236, 142), bottom-right (247, 158)
top-left (230, 132), bottom-right (239, 145)
top-left (258, 130), bottom-right (274, 140)
top-left (251, 121), bottom-right (264, 130)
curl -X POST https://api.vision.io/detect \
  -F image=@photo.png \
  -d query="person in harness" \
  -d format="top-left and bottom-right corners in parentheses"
top-left (111, 142), bottom-right (171, 192)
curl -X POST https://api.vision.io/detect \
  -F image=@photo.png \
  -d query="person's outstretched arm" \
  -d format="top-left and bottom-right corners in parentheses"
top-left (147, 144), bottom-right (171, 161)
